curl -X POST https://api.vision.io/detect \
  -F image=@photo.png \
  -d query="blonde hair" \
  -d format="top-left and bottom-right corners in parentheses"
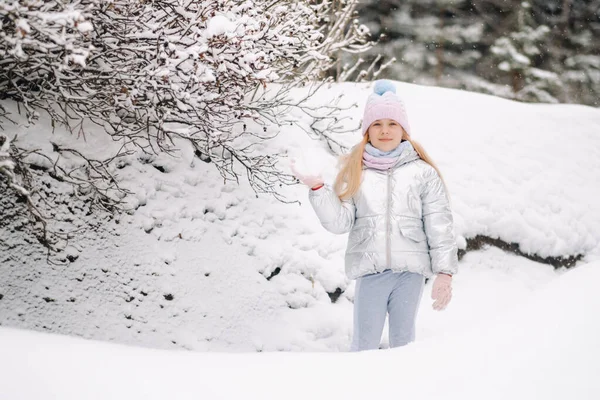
top-left (333, 130), bottom-right (449, 201)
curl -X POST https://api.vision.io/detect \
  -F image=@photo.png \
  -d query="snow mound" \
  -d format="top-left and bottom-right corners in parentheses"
top-left (1, 261), bottom-right (598, 400)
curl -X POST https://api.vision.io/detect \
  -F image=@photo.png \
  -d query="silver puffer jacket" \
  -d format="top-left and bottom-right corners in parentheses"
top-left (308, 143), bottom-right (458, 280)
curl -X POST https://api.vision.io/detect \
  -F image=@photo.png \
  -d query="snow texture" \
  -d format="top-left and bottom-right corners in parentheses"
top-left (1, 80), bottom-right (599, 360)
top-left (1, 260), bottom-right (599, 399)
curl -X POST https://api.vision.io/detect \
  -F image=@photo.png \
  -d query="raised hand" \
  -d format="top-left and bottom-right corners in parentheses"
top-left (290, 159), bottom-right (324, 189)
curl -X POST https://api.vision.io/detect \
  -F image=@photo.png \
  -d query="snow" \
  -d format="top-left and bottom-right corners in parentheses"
top-left (1, 80), bottom-right (600, 397)
top-left (38, 10), bottom-right (87, 27)
top-left (1, 261), bottom-right (599, 399)
top-left (205, 15), bottom-right (237, 38)
top-left (77, 21), bottom-right (93, 33)
top-left (67, 49), bottom-right (90, 67)
top-left (15, 18), bottom-right (30, 35)
top-left (0, 134), bottom-right (30, 196)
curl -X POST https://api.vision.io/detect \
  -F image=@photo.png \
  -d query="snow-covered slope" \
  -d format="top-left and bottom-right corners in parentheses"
top-left (1, 81), bottom-right (599, 355)
top-left (2, 260), bottom-right (599, 400)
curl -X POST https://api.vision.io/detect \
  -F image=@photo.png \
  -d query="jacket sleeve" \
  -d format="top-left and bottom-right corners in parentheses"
top-left (420, 167), bottom-right (458, 275)
top-left (308, 184), bottom-right (356, 234)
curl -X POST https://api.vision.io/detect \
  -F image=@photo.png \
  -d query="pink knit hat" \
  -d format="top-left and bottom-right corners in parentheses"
top-left (361, 80), bottom-right (411, 136)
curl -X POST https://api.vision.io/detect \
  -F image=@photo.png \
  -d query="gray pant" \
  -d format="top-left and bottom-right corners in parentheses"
top-left (350, 269), bottom-right (425, 351)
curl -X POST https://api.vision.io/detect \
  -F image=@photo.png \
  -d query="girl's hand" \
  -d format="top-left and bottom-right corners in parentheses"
top-left (290, 159), bottom-right (324, 190)
top-left (431, 273), bottom-right (452, 311)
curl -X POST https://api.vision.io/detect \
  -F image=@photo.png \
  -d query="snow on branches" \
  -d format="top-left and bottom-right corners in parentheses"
top-left (0, 0), bottom-right (95, 124)
top-left (1, 0), bottom-right (373, 257)
top-left (80, 0), bottom-right (369, 195)
top-left (0, 135), bottom-right (28, 197)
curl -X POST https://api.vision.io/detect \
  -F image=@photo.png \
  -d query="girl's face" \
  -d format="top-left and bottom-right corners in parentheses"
top-left (367, 119), bottom-right (404, 152)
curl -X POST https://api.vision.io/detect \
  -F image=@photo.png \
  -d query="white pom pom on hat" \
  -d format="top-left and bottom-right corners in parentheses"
top-left (361, 79), bottom-right (411, 136)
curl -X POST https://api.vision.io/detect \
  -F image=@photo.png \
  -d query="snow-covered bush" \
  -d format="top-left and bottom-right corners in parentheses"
top-left (81, 0), bottom-right (370, 193)
top-left (0, 0), bottom-right (95, 124)
top-left (0, 0), bottom-right (373, 257)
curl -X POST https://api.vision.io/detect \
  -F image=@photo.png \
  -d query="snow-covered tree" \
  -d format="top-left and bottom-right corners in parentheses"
top-left (563, 54), bottom-right (600, 107)
top-left (489, 2), bottom-right (561, 103)
top-left (345, 0), bottom-right (599, 106)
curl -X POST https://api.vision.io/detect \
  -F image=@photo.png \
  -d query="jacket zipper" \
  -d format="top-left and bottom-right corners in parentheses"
top-left (386, 168), bottom-right (392, 269)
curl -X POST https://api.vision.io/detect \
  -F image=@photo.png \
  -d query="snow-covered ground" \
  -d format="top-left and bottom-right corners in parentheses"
top-left (1, 81), bottom-right (600, 398)
top-left (2, 260), bottom-right (599, 399)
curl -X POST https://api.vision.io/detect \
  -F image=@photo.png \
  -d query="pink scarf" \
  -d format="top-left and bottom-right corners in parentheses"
top-left (362, 141), bottom-right (411, 170)
top-left (362, 151), bottom-right (401, 170)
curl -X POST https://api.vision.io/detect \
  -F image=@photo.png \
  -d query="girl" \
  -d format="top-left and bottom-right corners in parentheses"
top-left (291, 80), bottom-right (458, 351)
